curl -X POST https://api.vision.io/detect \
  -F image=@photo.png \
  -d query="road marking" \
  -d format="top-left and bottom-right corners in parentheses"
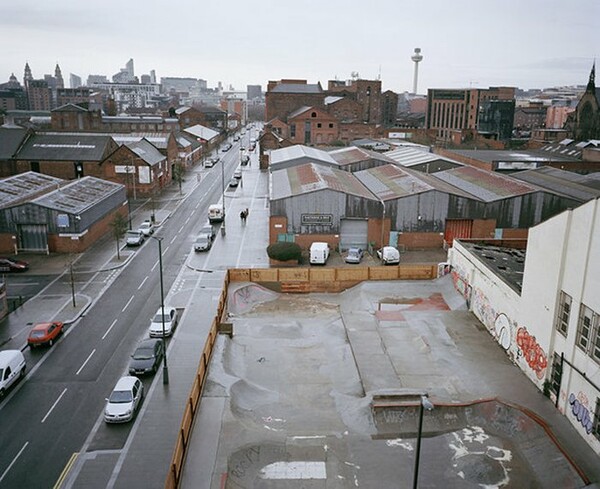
top-left (102, 319), bottom-right (118, 340)
top-left (151, 260), bottom-right (159, 272)
top-left (0, 441), bottom-right (29, 483)
top-left (75, 349), bottom-right (96, 375)
top-left (185, 217), bottom-right (191, 224)
top-left (194, 203), bottom-right (200, 209)
top-left (164, 245), bottom-right (170, 254)
top-left (178, 225), bottom-right (185, 233)
top-left (170, 236), bottom-right (177, 244)
top-left (122, 295), bottom-right (134, 312)
top-left (137, 276), bottom-right (148, 289)
top-left (53, 452), bottom-right (78, 489)
top-left (41, 388), bottom-right (68, 423)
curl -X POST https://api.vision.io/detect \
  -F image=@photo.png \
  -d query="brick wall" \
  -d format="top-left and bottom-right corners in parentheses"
top-left (398, 232), bottom-right (444, 250)
top-left (269, 216), bottom-right (287, 244)
top-left (294, 233), bottom-right (340, 251)
top-left (471, 219), bottom-right (496, 239)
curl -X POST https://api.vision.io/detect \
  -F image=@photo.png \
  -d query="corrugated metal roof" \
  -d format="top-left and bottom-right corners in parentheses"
top-left (329, 146), bottom-right (396, 166)
top-left (287, 106), bottom-right (312, 119)
top-left (41, 131), bottom-right (171, 149)
top-left (449, 148), bottom-right (580, 163)
top-left (270, 145), bottom-right (337, 167)
top-left (385, 146), bottom-right (463, 168)
top-left (270, 83), bottom-right (323, 94)
top-left (16, 133), bottom-right (113, 161)
top-left (511, 167), bottom-right (600, 202)
top-left (271, 163), bottom-right (376, 200)
top-left (33, 176), bottom-right (123, 214)
top-left (125, 139), bottom-right (165, 166)
top-left (434, 166), bottom-right (537, 202)
top-left (0, 171), bottom-right (64, 209)
top-left (183, 124), bottom-right (219, 141)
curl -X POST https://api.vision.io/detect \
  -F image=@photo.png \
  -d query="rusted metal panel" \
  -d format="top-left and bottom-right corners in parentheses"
top-left (444, 219), bottom-right (473, 245)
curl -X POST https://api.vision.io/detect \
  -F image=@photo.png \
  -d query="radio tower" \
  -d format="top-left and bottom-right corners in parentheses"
top-left (411, 48), bottom-right (423, 94)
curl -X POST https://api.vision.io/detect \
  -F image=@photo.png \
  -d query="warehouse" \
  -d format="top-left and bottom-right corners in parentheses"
top-left (0, 172), bottom-right (126, 253)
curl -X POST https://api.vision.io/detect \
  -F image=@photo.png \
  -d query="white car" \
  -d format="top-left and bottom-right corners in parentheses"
top-left (104, 376), bottom-right (143, 423)
top-left (138, 220), bottom-right (154, 236)
top-left (126, 230), bottom-right (145, 246)
top-left (149, 306), bottom-right (178, 337)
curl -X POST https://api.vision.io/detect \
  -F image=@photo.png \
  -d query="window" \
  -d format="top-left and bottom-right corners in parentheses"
top-left (549, 353), bottom-right (562, 395)
top-left (329, 123), bottom-right (334, 128)
top-left (317, 123), bottom-right (322, 128)
top-left (290, 124), bottom-right (296, 138)
top-left (594, 398), bottom-right (600, 442)
top-left (592, 318), bottom-right (600, 362)
top-left (311, 112), bottom-right (317, 118)
top-left (576, 305), bottom-right (595, 352)
top-left (555, 291), bottom-right (572, 336)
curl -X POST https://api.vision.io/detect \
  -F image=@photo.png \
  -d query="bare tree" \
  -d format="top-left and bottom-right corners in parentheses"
top-left (110, 212), bottom-right (128, 260)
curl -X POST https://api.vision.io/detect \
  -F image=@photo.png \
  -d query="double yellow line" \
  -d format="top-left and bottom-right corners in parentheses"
top-left (53, 452), bottom-right (78, 489)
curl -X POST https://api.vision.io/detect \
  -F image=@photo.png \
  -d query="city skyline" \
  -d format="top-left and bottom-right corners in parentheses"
top-left (1, 0), bottom-right (598, 93)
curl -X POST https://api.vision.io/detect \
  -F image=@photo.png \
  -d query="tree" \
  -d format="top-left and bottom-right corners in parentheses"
top-left (172, 160), bottom-right (185, 195)
top-left (267, 242), bottom-right (302, 262)
top-left (110, 212), bottom-right (128, 260)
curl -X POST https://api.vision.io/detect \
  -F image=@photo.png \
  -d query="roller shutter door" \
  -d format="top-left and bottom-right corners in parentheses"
top-left (444, 219), bottom-right (473, 246)
top-left (340, 219), bottom-right (368, 250)
top-left (18, 224), bottom-right (48, 252)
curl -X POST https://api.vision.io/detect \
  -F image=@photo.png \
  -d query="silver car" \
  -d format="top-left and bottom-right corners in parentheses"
top-left (345, 247), bottom-right (364, 264)
top-left (104, 376), bottom-right (143, 423)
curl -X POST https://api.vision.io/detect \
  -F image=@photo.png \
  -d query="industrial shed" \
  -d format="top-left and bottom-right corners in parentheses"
top-left (328, 146), bottom-right (397, 172)
top-left (269, 163), bottom-right (379, 250)
top-left (0, 173), bottom-right (126, 253)
top-left (384, 145), bottom-right (463, 173)
top-left (269, 145), bottom-right (338, 171)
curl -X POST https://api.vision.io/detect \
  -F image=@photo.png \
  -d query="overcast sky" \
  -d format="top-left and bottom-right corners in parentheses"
top-left (2, 0), bottom-right (598, 93)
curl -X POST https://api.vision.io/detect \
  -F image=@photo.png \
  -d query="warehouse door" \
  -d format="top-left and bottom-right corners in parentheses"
top-left (444, 219), bottom-right (473, 246)
top-left (340, 219), bottom-right (368, 251)
top-left (18, 224), bottom-right (48, 252)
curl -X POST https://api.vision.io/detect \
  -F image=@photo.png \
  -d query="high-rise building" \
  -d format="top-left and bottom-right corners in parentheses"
top-left (54, 64), bottom-right (64, 89)
top-left (247, 84), bottom-right (262, 100)
top-left (27, 79), bottom-right (52, 110)
top-left (112, 58), bottom-right (136, 83)
top-left (70, 73), bottom-right (82, 89)
top-left (87, 74), bottom-right (109, 85)
top-left (150, 70), bottom-right (156, 84)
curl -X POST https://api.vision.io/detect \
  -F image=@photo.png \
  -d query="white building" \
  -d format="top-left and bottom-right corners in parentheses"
top-left (449, 197), bottom-right (600, 455)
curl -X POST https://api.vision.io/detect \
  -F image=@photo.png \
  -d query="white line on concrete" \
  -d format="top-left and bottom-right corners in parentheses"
top-left (151, 260), bottom-right (159, 272)
top-left (178, 225), bottom-right (185, 233)
top-left (102, 319), bottom-right (118, 340)
top-left (185, 217), bottom-right (191, 224)
top-left (164, 245), bottom-right (170, 254)
top-left (0, 442), bottom-right (29, 483)
top-left (137, 276), bottom-right (148, 290)
top-left (75, 349), bottom-right (95, 375)
top-left (122, 295), bottom-right (134, 312)
top-left (170, 236), bottom-right (177, 244)
top-left (41, 388), bottom-right (67, 423)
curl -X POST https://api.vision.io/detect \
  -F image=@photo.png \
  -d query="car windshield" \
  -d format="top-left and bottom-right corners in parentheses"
top-left (109, 390), bottom-right (133, 403)
top-left (153, 313), bottom-right (170, 323)
top-left (127, 231), bottom-right (139, 237)
top-left (196, 236), bottom-right (209, 243)
top-left (133, 347), bottom-right (154, 360)
top-left (30, 330), bottom-right (46, 337)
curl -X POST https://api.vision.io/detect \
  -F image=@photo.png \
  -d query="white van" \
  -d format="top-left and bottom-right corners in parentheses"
top-left (208, 204), bottom-right (224, 223)
top-left (309, 242), bottom-right (330, 265)
top-left (377, 246), bottom-right (400, 265)
top-left (0, 350), bottom-right (26, 396)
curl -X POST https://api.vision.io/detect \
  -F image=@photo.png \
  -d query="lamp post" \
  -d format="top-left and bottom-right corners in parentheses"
top-left (220, 155), bottom-right (226, 236)
top-left (152, 236), bottom-right (169, 385)
top-left (413, 394), bottom-right (434, 489)
top-left (379, 199), bottom-right (386, 249)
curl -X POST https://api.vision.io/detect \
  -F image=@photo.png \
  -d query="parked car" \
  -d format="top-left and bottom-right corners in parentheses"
top-left (27, 321), bottom-right (64, 348)
top-left (233, 135), bottom-right (240, 141)
top-left (204, 158), bottom-right (215, 168)
top-left (149, 306), bottom-right (178, 337)
top-left (345, 247), bottom-right (364, 264)
top-left (233, 168), bottom-right (242, 179)
top-left (228, 178), bottom-right (239, 188)
top-left (310, 242), bottom-right (330, 265)
top-left (104, 376), bottom-right (143, 423)
top-left (126, 230), bottom-right (145, 246)
top-left (199, 222), bottom-right (216, 240)
top-left (138, 220), bottom-right (154, 236)
top-left (208, 204), bottom-right (224, 223)
top-left (194, 234), bottom-right (212, 252)
top-left (128, 338), bottom-right (164, 376)
top-left (241, 155), bottom-right (250, 166)
top-left (221, 143), bottom-right (232, 152)
top-left (0, 257), bottom-right (29, 273)
top-left (377, 246), bottom-right (400, 265)
top-left (0, 350), bottom-right (26, 397)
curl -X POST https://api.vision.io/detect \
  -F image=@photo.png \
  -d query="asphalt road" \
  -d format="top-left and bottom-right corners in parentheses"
top-left (0, 137), bottom-right (244, 488)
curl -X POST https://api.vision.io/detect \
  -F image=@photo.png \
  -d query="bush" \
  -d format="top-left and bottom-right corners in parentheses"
top-left (267, 242), bottom-right (302, 262)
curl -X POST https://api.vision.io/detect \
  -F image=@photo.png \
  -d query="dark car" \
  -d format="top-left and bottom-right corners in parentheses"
top-left (228, 178), bottom-right (239, 188)
top-left (128, 338), bottom-right (164, 375)
top-left (0, 257), bottom-right (29, 273)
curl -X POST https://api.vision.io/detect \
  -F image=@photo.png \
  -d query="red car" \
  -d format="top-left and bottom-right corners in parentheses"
top-left (0, 257), bottom-right (29, 273)
top-left (27, 322), bottom-right (64, 348)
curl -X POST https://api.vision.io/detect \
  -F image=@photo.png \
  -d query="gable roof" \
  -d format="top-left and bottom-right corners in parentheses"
top-left (329, 146), bottom-right (396, 167)
top-left (270, 145), bottom-right (337, 168)
top-left (271, 162), bottom-right (376, 200)
top-left (51, 103), bottom-right (88, 113)
top-left (125, 139), bottom-right (166, 166)
top-left (0, 127), bottom-right (29, 160)
top-left (385, 146), bottom-right (463, 170)
top-left (16, 133), bottom-right (113, 161)
top-left (0, 171), bottom-right (64, 209)
top-left (184, 124), bottom-right (219, 142)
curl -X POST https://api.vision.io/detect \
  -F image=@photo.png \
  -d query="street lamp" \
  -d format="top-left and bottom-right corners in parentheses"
top-left (151, 236), bottom-right (169, 385)
top-left (379, 199), bottom-right (386, 249)
top-left (220, 155), bottom-right (226, 237)
top-left (413, 394), bottom-right (434, 489)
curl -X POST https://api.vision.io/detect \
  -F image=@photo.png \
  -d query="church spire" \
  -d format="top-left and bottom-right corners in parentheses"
top-left (587, 62), bottom-right (596, 92)
top-left (24, 62), bottom-right (33, 84)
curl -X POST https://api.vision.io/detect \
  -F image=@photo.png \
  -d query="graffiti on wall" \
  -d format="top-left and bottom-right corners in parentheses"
top-left (471, 287), bottom-right (497, 333)
top-left (494, 314), bottom-right (512, 350)
top-left (516, 327), bottom-right (548, 379)
top-left (451, 271), bottom-right (469, 298)
top-left (569, 392), bottom-right (595, 435)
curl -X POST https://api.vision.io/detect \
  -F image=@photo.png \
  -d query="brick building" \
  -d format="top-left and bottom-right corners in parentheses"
top-left (265, 80), bottom-right (325, 122)
top-left (287, 106), bottom-right (339, 145)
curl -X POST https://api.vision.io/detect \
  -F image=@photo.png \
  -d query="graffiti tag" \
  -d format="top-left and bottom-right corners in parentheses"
top-left (569, 393), bottom-right (594, 435)
top-left (516, 327), bottom-right (547, 379)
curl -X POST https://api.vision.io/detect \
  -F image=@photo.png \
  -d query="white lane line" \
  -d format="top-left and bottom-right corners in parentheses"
top-left (102, 319), bottom-right (118, 340)
top-left (122, 295), bottom-right (134, 312)
top-left (151, 260), bottom-right (159, 272)
top-left (0, 442), bottom-right (29, 483)
top-left (178, 225), bottom-right (185, 233)
top-left (164, 245), bottom-right (170, 254)
top-left (185, 217), bottom-right (191, 224)
top-left (170, 236), bottom-right (177, 244)
top-left (194, 202), bottom-right (200, 209)
top-left (137, 276), bottom-right (149, 290)
top-left (41, 388), bottom-right (67, 423)
top-left (75, 349), bottom-right (96, 376)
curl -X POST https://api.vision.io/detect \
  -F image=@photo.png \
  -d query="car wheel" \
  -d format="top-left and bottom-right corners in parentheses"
top-left (0, 388), bottom-right (5, 398)
top-left (20, 366), bottom-right (26, 378)
top-left (29, 343), bottom-right (35, 349)
top-left (49, 338), bottom-right (54, 346)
